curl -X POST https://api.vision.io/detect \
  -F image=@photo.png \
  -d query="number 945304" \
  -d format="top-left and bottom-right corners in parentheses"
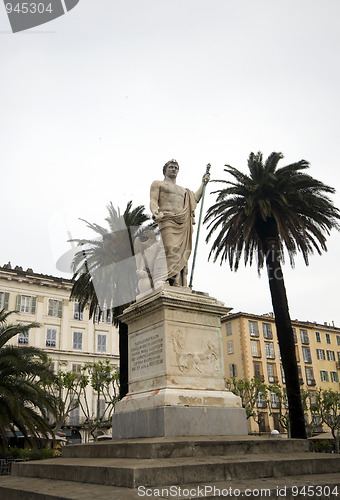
top-left (5, 3), bottom-right (53, 14)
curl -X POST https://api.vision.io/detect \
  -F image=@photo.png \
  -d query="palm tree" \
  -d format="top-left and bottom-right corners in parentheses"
top-left (70, 201), bottom-right (152, 398)
top-left (0, 310), bottom-right (56, 449)
top-left (205, 152), bottom-right (340, 439)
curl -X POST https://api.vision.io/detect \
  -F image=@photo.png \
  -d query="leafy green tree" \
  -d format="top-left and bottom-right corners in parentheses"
top-left (76, 360), bottom-right (119, 440)
top-left (205, 152), bottom-right (340, 438)
top-left (300, 389), bottom-right (323, 438)
top-left (0, 310), bottom-right (56, 449)
top-left (70, 201), bottom-right (152, 398)
top-left (226, 377), bottom-right (268, 431)
top-left (48, 370), bottom-right (82, 434)
top-left (267, 382), bottom-right (290, 435)
top-left (316, 388), bottom-right (340, 453)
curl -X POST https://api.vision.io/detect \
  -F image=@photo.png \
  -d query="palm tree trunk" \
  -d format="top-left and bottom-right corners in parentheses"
top-left (119, 321), bottom-right (129, 399)
top-left (265, 244), bottom-right (307, 439)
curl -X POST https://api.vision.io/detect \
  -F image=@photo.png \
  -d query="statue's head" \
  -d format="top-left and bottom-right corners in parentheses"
top-left (163, 159), bottom-right (179, 176)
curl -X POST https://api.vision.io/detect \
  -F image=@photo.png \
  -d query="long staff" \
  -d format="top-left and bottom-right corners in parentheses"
top-left (189, 163), bottom-right (211, 288)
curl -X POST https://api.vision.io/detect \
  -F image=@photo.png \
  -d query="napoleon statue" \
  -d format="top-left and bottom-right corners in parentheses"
top-left (148, 159), bottom-right (210, 287)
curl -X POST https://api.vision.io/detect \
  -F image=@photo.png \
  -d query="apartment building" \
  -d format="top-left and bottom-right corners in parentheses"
top-left (0, 263), bottom-right (119, 443)
top-left (221, 311), bottom-right (340, 434)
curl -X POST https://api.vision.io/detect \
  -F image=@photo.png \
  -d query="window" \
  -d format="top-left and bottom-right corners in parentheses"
top-left (298, 365), bottom-right (304, 384)
top-left (326, 350), bottom-right (335, 362)
top-left (257, 392), bottom-right (267, 408)
top-left (73, 303), bottom-right (83, 320)
top-left (0, 292), bottom-right (9, 310)
top-left (249, 321), bottom-right (259, 337)
top-left (267, 364), bottom-right (276, 383)
top-left (98, 399), bottom-right (106, 418)
top-left (97, 334), bottom-right (106, 353)
top-left (226, 322), bottom-right (232, 336)
top-left (316, 349), bottom-right (326, 361)
top-left (270, 392), bottom-right (280, 408)
top-left (262, 323), bottom-right (272, 339)
top-left (320, 370), bottom-right (329, 382)
top-left (336, 335), bottom-right (340, 346)
top-left (302, 347), bottom-right (312, 363)
top-left (229, 363), bottom-right (237, 377)
top-left (330, 371), bottom-right (339, 383)
top-left (106, 308), bottom-right (112, 324)
top-left (300, 330), bottom-right (309, 344)
top-left (280, 365), bottom-right (286, 383)
top-left (315, 331), bottom-right (321, 343)
top-left (253, 362), bottom-right (263, 379)
top-left (72, 363), bottom-right (81, 373)
top-left (16, 295), bottom-right (36, 314)
top-left (227, 341), bottom-right (233, 354)
top-left (305, 367), bottom-right (315, 386)
top-left (325, 333), bottom-right (331, 344)
top-left (48, 299), bottom-right (63, 318)
top-left (46, 328), bottom-right (57, 347)
top-left (251, 340), bottom-right (260, 357)
top-left (69, 405), bottom-right (80, 425)
top-left (94, 306), bottom-right (105, 323)
top-left (293, 328), bottom-right (297, 343)
top-left (264, 342), bottom-right (275, 359)
top-left (73, 331), bottom-right (83, 350)
top-left (18, 329), bottom-right (29, 345)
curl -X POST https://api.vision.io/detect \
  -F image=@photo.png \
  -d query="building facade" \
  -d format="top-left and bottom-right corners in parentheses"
top-left (0, 264), bottom-right (119, 443)
top-left (221, 311), bottom-right (340, 434)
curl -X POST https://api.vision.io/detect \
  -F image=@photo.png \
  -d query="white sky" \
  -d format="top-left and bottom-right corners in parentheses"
top-left (1, 1), bottom-right (340, 326)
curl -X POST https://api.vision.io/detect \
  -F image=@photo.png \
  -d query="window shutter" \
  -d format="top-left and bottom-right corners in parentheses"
top-left (16, 295), bottom-right (21, 311)
top-left (58, 300), bottom-right (63, 318)
top-left (31, 297), bottom-right (37, 314)
top-left (4, 292), bottom-right (9, 310)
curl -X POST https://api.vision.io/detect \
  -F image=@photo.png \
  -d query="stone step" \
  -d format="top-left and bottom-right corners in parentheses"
top-left (0, 473), bottom-right (339, 499)
top-left (62, 435), bottom-right (310, 459)
top-left (10, 452), bottom-right (340, 488)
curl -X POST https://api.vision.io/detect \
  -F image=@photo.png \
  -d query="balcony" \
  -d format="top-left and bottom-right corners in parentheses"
top-left (270, 401), bottom-right (281, 409)
top-left (299, 378), bottom-right (304, 385)
top-left (268, 376), bottom-right (278, 383)
top-left (66, 416), bottom-right (86, 427)
top-left (307, 379), bottom-right (316, 386)
top-left (257, 401), bottom-right (267, 408)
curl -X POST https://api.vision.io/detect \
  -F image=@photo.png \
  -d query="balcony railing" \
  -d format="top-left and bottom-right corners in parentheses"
top-left (66, 416), bottom-right (86, 427)
top-left (307, 379), bottom-right (316, 386)
top-left (257, 401), bottom-right (267, 408)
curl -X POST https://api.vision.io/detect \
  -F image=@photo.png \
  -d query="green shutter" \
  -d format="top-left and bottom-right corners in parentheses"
top-left (4, 292), bottom-right (9, 310)
top-left (31, 297), bottom-right (37, 314)
top-left (58, 300), bottom-right (63, 318)
top-left (16, 295), bottom-right (21, 311)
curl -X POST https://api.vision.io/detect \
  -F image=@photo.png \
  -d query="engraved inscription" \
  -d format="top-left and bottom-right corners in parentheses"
top-left (131, 333), bottom-right (164, 373)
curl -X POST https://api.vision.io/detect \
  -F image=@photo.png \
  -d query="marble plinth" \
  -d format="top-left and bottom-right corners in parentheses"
top-left (112, 285), bottom-right (247, 438)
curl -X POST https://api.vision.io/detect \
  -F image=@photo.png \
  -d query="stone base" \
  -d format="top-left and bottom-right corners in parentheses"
top-left (114, 387), bottom-right (242, 412)
top-left (111, 406), bottom-right (248, 439)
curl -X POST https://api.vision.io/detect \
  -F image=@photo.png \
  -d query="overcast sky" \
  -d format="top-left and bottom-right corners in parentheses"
top-left (1, 1), bottom-right (340, 326)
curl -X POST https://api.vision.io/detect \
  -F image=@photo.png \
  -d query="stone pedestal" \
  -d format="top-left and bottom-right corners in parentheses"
top-left (112, 285), bottom-right (247, 438)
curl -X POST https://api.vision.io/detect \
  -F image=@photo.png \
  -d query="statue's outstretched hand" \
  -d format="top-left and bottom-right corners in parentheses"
top-left (202, 172), bottom-right (210, 185)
